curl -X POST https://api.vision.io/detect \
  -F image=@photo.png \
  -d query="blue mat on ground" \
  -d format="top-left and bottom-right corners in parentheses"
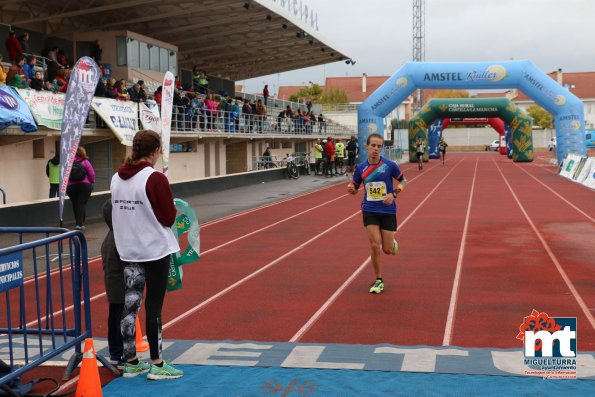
top-left (102, 365), bottom-right (595, 396)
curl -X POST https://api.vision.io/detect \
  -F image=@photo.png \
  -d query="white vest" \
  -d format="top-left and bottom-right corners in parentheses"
top-left (111, 167), bottom-right (179, 262)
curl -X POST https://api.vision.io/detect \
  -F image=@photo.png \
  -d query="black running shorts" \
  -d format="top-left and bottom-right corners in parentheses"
top-left (362, 211), bottom-right (397, 231)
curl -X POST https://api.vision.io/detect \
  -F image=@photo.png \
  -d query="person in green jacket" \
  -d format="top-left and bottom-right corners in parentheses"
top-left (46, 153), bottom-right (60, 198)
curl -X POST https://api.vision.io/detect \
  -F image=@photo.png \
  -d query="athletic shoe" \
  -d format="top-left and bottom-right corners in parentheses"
top-left (369, 279), bottom-right (384, 294)
top-left (391, 239), bottom-right (399, 255)
top-left (122, 360), bottom-right (151, 378)
top-left (147, 360), bottom-right (184, 380)
top-left (109, 356), bottom-right (125, 370)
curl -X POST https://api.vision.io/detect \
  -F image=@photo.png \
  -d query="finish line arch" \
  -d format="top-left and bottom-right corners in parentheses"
top-left (357, 60), bottom-right (586, 164)
top-left (408, 98), bottom-right (532, 162)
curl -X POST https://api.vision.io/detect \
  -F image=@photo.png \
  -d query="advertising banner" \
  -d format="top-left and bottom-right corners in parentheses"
top-left (139, 101), bottom-right (162, 134)
top-left (581, 159), bottom-right (595, 190)
top-left (0, 85), bottom-right (37, 132)
top-left (17, 88), bottom-right (64, 130)
top-left (559, 154), bottom-right (582, 180)
top-left (161, 71), bottom-right (175, 175)
top-left (91, 97), bottom-right (137, 146)
top-left (576, 157), bottom-right (594, 184)
top-left (59, 57), bottom-right (101, 222)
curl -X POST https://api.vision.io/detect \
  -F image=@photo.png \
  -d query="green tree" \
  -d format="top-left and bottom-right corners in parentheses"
top-left (526, 105), bottom-right (553, 129)
top-left (288, 84), bottom-right (323, 103)
top-left (319, 87), bottom-right (349, 104)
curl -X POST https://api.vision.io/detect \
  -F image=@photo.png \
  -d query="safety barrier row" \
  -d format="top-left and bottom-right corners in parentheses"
top-left (559, 154), bottom-right (595, 189)
top-left (0, 227), bottom-right (93, 387)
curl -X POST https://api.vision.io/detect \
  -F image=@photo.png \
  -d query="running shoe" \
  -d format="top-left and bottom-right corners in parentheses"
top-left (369, 279), bottom-right (384, 294)
top-left (147, 360), bottom-right (184, 380)
top-left (122, 360), bottom-right (151, 378)
top-left (391, 239), bottom-right (399, 255)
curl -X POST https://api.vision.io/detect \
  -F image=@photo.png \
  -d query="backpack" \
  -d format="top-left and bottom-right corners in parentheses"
top-left (69, 160), bottom-right (87, 182)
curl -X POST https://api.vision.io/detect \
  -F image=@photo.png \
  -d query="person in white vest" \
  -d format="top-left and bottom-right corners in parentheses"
top-left (110, 129), bottom-right (183, 380)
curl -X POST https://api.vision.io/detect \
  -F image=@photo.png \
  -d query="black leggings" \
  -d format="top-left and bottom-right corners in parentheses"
top-left (66, 183), bottom-right (93, 226)
top-left (121, 256), bottom-right (170, 361)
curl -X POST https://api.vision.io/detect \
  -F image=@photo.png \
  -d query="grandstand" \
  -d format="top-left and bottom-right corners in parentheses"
top-left (0, 0), bottom-right (355, 204)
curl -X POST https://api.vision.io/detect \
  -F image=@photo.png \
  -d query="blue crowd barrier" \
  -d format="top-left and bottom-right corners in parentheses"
top-left (0, 227), bottom-right (114, 389)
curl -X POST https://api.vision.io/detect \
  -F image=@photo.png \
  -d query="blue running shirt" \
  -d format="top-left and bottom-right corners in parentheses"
top-left (353, 156), bottom-right (402, 215)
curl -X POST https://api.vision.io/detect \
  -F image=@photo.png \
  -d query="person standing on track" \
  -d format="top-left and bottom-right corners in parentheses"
top-left (416, 137), bottom-right (425, 170)
top-left (324, 137), bottom-right (336, 177)
top-left (347, 133), bottom-right (406, 294)
top-left (111, 129), bottom-right (183, 380)
top-left (346, 135), bottom-right (359, 176)
top-left (438, 136), bottom-right (448, 166)
top-left (334, 139), bottom-right (345, 175)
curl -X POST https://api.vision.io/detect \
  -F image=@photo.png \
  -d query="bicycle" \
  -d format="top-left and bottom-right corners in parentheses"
top-left (294, 152), bottom-right (311, 176)
top-left (285, 153), bottom-right (300, 179)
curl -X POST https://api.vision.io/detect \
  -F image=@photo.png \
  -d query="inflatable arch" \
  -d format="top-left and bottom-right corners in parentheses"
top-left (408, 98), bottom-right (531, 162)
top-left (357, 61), bottom-right (586, 164)
top-left (443, 117), bottom-right (506, 154)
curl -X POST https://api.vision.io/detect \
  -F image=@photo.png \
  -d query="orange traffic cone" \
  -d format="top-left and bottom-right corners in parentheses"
top-left (135, 316), bottom-right (149, 352)
top-left (75, 338), bottom-right (102, 397)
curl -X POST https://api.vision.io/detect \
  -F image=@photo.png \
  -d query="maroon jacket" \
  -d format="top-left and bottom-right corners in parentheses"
top-left (116, 161), bottom-right (176, 227)
top-left (5, 36), bottom-right (22, 61)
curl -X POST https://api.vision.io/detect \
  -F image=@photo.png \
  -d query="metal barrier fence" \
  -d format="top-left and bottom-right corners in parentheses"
top-left (0, 227), bottom-right (112, 389)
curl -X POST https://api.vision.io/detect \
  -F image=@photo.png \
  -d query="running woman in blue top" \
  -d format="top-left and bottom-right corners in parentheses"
top-left (347, 133), bottom-right (406, 293)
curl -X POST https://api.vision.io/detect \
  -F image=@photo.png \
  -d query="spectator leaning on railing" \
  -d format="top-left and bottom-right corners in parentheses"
top-left (6, 54), bottom-right (29, 88)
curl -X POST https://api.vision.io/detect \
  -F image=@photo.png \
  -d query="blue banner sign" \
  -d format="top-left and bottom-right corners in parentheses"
top-left (0, 252), bottom-right (24, 292)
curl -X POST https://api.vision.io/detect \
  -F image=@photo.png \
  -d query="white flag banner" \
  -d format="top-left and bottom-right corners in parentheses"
top-left (16, 89), bottom-right (65, 130)
top-left (91, 97), bottom-right (137, 146)
top-left (559, 154), bottom-right (582, 180)
top-left (161, 71), bottom-right (175, 175)
top-left (140, 101), bottom-right (162, 134)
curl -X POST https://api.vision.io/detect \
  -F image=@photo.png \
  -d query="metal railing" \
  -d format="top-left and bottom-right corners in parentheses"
top-left (0, 228), bottom-right (116, 388)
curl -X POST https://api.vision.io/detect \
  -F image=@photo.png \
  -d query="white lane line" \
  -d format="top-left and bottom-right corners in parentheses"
top-left (290, 159), bottom-right (466, 342)
top-left (494, 161), bottom-right (595, 330)
top-left (514, 163), bottom-right (595, 223)
top-left (162, 212), bottom-right (361, 331)
top-left (200, 194), bottom-right (348, 256)
top-left (442, 159), bottom-right (478, 346)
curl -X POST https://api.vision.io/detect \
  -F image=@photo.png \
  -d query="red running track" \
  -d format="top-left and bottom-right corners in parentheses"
top-left (18, 152), bottom-right (595, 351)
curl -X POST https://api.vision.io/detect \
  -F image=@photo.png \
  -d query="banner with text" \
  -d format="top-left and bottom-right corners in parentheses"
top-left (59, 57), bottom-right (101, 222)
top-left (161, 71), bottom-right (175, 175)
top-left (17, 88), bottom-right (65, 130)
top-left (91, 98), bottom-right (137, 146)
top-left (581, 158), bottom-right (595, 190)
top-left (139, 101), bottom-right (162, 134)
top-left (0, 85), bottom-right (38, 132)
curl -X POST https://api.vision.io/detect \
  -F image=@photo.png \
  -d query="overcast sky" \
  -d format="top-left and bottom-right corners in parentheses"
top-left (241, 0), bottom-right (595, 95)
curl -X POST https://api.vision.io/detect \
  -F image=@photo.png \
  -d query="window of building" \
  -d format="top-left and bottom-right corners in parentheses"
top-left (150, 45), bottom-right (160, 71)
top-left (160, 48), bottom-right (169, 73)
top-left (116, 36), bottom-right (127, 66)
top-left (116, 36), bottom-right (176, 73)
top-left (127, 38), bottom-right (139, 68)
top-left (140, 42), bottom-right (150, 70)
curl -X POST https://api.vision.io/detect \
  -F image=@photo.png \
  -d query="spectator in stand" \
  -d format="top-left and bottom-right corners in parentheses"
top-left (30, 70), bottom-right (44, 91)
top-left (57, 48), bottom-right (69, 68)
top-left (18, 33), bottom-right (30, 55)
top-left (22, 55), bottom-right (36, 81)
top-left (6, 55), bottom-right (29, 88)
top-left (303, 111), bottom-right (312, 134)
top-left (105, 78), bottom-right (118, 99)
top-left (306, 99), bottom-right (313, 113)
top-left (91, 40), bottom-right (102, 63)
top-left (255, 99), bottom-right (266, 133)
top-left (5, 31), bottom-right (22, 63)
top-left (154, 86), bottom-right (162, 105)
top-left (95, 76), bottom-right (107, 97)
top-left (204, 94), bottom-right (218, 131)
top-left (55, 68), bottom-right (69, 93)
top-left (114, 80), bottom-right (130, 101)
top-left (198, 70), bottom-right (208, 94)
top-left (262, 146), bottom-right (273, 168)
top-left (262, 84), bottom-right (269, 107)
top-left (137, 80), bottom-right (147, 102)
top-left (276, 108), bottom-right (287, 132)
top-left (67, 146), bottom-right (95, 230)
top-left (175, 75), bottom-right (182, 90)
top-left (191, 66), bottom-right (201, 93)
top-left (232, 98), bottom-right (241, 132)
top-left (318, 113), bottom-right (326, 134)
top-left (190, 93), bottom-right (204, 130)
top-left (127, 84), bottom-right (143, 103)
top-left (46, 47), bottom-right (61, 81)
top-left (242, 98), bottom-right (253, 133)
top-left (0, 54), bottom-right (6, 85)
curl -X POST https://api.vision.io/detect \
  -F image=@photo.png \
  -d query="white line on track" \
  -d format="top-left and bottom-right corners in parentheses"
top-left (514, 163), bottom-right (595, 223)
top-left (290, 159), bottom-right (466, 342)
top-left (442, 159), bottom-right (478, 346)
top-left (494, 161), bottom-right (595, 330)
top-left (162, 212), bottom-right (361, 330)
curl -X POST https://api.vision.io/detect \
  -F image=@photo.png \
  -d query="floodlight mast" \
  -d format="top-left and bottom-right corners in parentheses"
top-left (412, 0), bottom-right (425, 112)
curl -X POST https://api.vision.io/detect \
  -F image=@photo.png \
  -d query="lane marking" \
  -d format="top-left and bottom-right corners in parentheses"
top-left (494, 161), bottom-right (595, 330)
top-left (290, 159), bottom-right (466, 342)
top-left (442, 159), bottom-right (478, 346)
top-left (514, 163), bottom-right (595, 223)
top-left (162, 212), bottom-right (361, 330)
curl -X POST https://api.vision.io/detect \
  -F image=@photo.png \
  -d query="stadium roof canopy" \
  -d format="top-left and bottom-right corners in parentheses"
top-left (0, 0), bottom-right (351, 81)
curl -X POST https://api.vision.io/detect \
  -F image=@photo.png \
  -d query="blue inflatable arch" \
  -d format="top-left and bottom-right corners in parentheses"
top-left (357, 61), bottom-right (586, 164)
